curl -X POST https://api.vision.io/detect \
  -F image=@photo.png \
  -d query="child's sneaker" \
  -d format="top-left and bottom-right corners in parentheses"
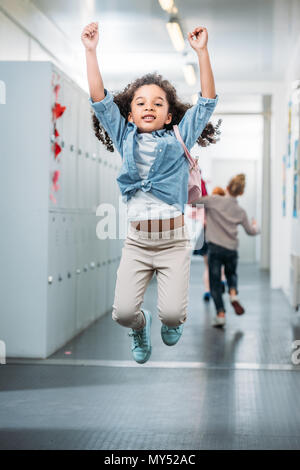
top-left (203, 292), bottom-right (210, 302)
top-left (230, 296), bottom-right (245, 315)
top-left (212, 314), bottom-right (226, 327)
top-left (161, 324), bottom-right (183, 346)
top-left (128, 309), bottom-right (152, 364)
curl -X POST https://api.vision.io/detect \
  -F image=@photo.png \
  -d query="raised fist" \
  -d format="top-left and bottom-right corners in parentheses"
top-left (81, 22), bottom-right (99, 51)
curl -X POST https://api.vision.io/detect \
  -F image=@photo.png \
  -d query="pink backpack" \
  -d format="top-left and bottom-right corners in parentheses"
top-left (173, 125), bottom-right (202, 204)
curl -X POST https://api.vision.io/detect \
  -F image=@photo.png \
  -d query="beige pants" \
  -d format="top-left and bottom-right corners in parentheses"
top-left (112, 224), bottom-right (192, 330)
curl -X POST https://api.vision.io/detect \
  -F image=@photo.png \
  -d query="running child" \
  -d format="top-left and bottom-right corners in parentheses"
top-left (193, 174), bottom-right (260, 327)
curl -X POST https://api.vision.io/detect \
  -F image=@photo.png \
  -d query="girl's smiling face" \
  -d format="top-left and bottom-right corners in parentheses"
top-left (128, 84), bottom-right (172, 133)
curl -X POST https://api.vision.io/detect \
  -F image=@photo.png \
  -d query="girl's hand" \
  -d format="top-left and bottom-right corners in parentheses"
top-left (81, 22), bottom-right (99, 51)
top-left (188, 27), bottom-right (208, 52)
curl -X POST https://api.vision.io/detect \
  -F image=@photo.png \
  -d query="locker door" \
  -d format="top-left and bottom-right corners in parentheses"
top-left (91, 141), bottom-right (99, 212)
top-left (75, 213), bottom-right (85, 331)
top-left (61, 80), bottom-right (78, 210)
top-left (75, 213), bottom-right (92, 331)
top-left (50, 78), bottom-right (65, 209)
top-left (95, 248), bottom-right (107, 318)
top-left (61, 214), bottom-right (76, 339)
top-left (47, 212), bottom-right (59, 354)
top-left (77, 94), bottom-right (88, 210)
top-left (47, 212), bottom-right (64, 354)
top-left (88, 212), bottom-right (97, 324)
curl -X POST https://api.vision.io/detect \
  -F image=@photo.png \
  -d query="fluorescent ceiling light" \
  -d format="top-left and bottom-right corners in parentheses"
top-left (166, 20), bottom-right (185, 52)
top-left (158, 0), bottom-right (174, 12)
top-left (183, 64), bottom-right (196, 86)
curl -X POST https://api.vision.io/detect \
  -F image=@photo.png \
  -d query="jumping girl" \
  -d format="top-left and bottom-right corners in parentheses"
top-left (81, 21), bottom-right (219, 363)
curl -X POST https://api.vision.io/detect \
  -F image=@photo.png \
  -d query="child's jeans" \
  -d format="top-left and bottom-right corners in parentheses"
top-left (207, 242), bottom-right (238, 313)
top-left (112, 224), bottom-right (192, 330)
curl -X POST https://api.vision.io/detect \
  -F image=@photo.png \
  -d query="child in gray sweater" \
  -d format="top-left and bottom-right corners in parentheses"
top-left (194, 174), bottom-right (260, 327)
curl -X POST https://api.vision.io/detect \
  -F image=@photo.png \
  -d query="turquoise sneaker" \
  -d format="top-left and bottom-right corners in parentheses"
top-left (128, 309), bottom-right (152, 364)
top-left (161, 323), bottom-right (184, 346)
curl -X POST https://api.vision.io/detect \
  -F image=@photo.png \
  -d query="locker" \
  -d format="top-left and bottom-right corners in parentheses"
top-left (90, 140), bottom-right (99, 211)
top-left (95, 230), bottom-right (108, 318)
top-left (75, 213), bottom-right (95, 332)
top-left (77, 94), bottom-right (89, 209)
top-left (49, 76), bottom-right (65, 209)
top-left (61, 214), bottom-right (77, 338)
top-left (60, 79), bottom-right (79, 209)
top-left (1, 61), bottom-right (125, 357)
top-left (47, 212), bottom-right (64, 353)
top-left (96, 263), bottom-right (108, 318)
top-left (88, 212), bottom-right (97, 323)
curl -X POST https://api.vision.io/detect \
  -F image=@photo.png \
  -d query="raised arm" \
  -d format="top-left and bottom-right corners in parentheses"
top-left (81, 22), bottom-right (104, 102)
top-left (188, 27), bottom-right (216, 99)
top-left (241, 211), bottom-right (260, 236)
top-left (81, 22), bottom-right (127, 155)
top-left (177, 27), bottom-right (217, 149)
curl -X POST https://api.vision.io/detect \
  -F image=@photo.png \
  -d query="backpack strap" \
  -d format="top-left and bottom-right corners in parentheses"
top-left (173, 125), bottom-right (195, 168)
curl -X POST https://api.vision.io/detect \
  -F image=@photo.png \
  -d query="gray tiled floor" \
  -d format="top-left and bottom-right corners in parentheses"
top-left (1, 258), bottom-right (300, 450)
top-left (49, 259), bottom-right (300, 365)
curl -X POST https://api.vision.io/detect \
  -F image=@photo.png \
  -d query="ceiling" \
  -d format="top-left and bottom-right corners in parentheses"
top-left (30, 0), bottom-right (296, 94)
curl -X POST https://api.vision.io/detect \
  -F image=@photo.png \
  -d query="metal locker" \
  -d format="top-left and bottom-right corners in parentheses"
top-left (77, 94), bottom-right (88, 210)
top-left (90, 140), bottom-right (99, 211)
top-left (95, 236), bottom-right (107, 318)
top-left (60, 79), bottom-right (79, 210)
top-left (88, 212), bottom-right (97, 324)
top-left (101, 153), bottom-right (109, 266)
top-left (75, 213), bottom-right (85, 331)
top-left (98, 148), bottom-right (104, 207)
top-left (75, 213), bottom-right (92, 332)
top-left (60, 213), bottom-right (77, 339)
top-left (85, 100), bottom-right (95, 211)
top-left (96, 263), bottom-right (108, 318)
top-left (49, 76), bottom-right (65, 209)
top-left (46, 212), bottom-right (64, 354)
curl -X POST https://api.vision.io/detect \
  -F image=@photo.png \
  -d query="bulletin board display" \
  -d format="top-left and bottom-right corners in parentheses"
top-left (291, 84), bottom-right (300, 218)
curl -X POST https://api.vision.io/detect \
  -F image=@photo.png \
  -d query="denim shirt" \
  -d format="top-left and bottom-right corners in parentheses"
top-left (88, 89), bottom-right (218, 213)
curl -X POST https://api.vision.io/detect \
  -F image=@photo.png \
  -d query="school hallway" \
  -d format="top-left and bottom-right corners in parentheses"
top-left (2, 0), bottom-right (300, 453)
top-left (1, 258), bottom-right (300, 450)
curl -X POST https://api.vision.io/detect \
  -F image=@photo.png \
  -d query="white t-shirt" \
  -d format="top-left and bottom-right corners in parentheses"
top-left (126, 132), bottom-right (182, 221)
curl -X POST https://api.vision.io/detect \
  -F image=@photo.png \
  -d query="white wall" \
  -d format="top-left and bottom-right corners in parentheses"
top-left (274, 0), bottom-right (300, 301)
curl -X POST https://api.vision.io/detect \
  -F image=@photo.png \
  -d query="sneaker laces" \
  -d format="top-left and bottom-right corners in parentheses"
top-left (128, 328), bottom-right (146, 350)
top-left (165, 326), bottom-right (181, 334)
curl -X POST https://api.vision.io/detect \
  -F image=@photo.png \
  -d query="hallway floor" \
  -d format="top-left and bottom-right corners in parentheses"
top-left (1, 259), bottom-right (300, 450)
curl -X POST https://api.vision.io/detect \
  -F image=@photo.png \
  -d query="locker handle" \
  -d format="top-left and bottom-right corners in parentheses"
top-left (90, 262), bottom-right (95, 269)
top-left (58, 275), bottom-right (63, 282)
top-left (48, 276), bottom-right (53, 284)
top-left (76, 269), bottom-right (81, 275)
top-left (83, 265), bottom-right (88, 272)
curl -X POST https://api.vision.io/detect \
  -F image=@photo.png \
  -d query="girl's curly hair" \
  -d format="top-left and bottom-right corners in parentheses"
top-left (91, 72), bottom-right (221, 152)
